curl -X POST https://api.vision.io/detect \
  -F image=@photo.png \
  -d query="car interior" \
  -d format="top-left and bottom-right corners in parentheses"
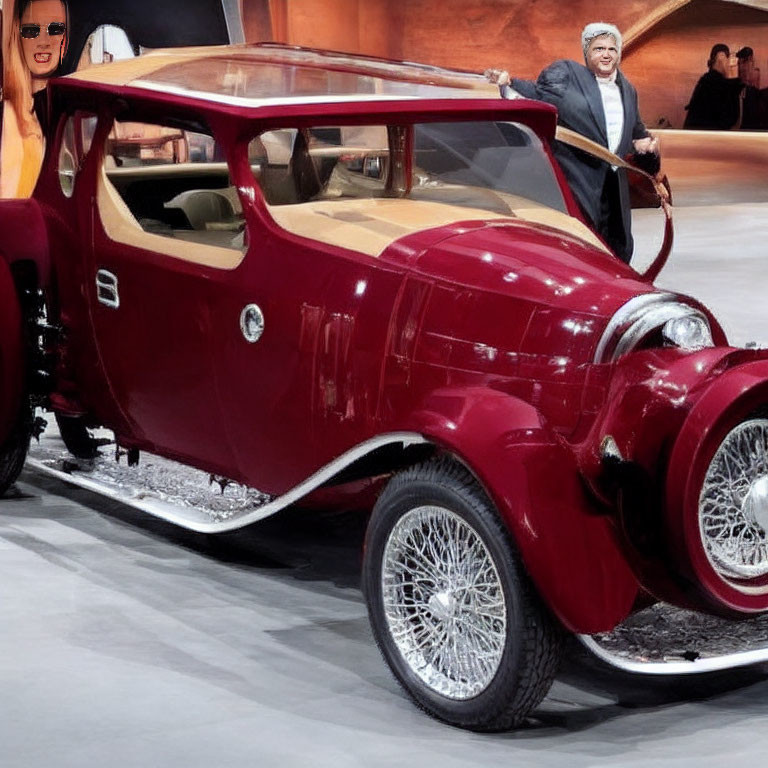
top-left (83, 116), bottom-right (608, 262)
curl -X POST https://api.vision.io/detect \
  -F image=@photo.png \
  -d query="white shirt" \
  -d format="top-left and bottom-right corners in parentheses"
top-left (595, 71), bottom-right (624, 154)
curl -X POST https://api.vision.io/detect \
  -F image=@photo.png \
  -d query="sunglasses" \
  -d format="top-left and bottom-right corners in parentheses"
top-left (20, 22), bottom-right (66, 39)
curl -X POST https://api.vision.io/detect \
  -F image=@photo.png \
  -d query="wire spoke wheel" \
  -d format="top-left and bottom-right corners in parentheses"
top-left (363, 458), bottom-right (561, 731)
top-left (699, 418), bottom-right (768, 578)
top-left (382, 505), bottom-right (506, 699)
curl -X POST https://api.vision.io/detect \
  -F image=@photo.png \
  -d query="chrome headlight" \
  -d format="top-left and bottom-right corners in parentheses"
top-left (662, 313), bottom-right (713, 351)
top-left (594, 293), bottom-right (715, 364)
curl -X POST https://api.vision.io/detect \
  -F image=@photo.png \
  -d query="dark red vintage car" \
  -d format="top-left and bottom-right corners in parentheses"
top-left (2, 44), bottom-right (768, 731)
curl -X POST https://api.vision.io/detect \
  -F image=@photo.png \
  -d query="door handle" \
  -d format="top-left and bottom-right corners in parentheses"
top-left (96, 269), bottom-right (120, 309)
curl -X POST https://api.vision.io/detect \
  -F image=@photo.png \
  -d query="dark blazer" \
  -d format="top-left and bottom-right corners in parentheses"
top-left (506, 59), bottom-right (650, 261)
top-left (683, 69), bottom-right (744, 130)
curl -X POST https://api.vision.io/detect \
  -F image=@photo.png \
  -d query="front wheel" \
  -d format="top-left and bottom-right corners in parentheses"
top-left (362, 457), bottom-right (561, 731)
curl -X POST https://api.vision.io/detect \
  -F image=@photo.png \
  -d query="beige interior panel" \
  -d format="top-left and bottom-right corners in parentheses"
top-left (106, 163), bottom-right (231, 181)
top-left (267, 197), bottom-right (609, 257)
top-left (96, 166), bottom-right (244, 270)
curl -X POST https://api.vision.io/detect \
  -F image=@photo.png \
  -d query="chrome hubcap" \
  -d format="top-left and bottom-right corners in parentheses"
top-left (699, 419), bottom-right (768, 579)
top-left (427, 591), bottom-right (456, 621)
top-left (743, 475), bottom-right (768, 533)
top-left (381, 505), bottom-right (507, 700)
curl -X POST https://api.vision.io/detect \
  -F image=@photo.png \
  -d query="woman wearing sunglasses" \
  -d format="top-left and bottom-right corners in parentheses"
top-left (1, 0), bottom-right (68, 198)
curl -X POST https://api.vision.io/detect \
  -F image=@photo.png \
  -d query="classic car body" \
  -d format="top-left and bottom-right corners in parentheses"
top-left (2, 44), bottom-right (768, 731)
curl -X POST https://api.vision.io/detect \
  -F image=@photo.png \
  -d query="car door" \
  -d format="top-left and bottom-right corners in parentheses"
top-left (87, 113), bottom-right (243, 473)
top-left (209, 125), bottom-right (407, 495)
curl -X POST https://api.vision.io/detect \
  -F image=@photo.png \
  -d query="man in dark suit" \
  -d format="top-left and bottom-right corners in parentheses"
top-left (486, 23), bottom-right (659, 263)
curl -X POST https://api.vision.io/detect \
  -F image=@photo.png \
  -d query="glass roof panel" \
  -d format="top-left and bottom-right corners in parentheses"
top-left (131, 54), bottom-right (497, 106)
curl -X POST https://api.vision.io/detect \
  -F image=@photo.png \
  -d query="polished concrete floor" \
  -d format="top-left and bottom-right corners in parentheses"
top-left (3, 201), bottom-right (768, 767)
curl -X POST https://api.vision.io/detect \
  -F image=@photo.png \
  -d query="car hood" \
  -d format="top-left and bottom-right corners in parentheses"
top-left (391, 219), bottom-right (707, 389)
top-left (397, 219), bottom-right (658, 318)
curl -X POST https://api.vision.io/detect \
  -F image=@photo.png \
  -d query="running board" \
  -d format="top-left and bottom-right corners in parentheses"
top-left (579, 602), bottom-right (768, 674)
top-left (25, 427), bottom-right (426, 533)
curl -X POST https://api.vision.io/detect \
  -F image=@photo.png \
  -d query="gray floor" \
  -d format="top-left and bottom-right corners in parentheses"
top-left (3, 202), bottom-right (768, 767)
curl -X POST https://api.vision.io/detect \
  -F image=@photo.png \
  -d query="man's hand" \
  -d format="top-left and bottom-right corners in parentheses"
top-left (484, 68), bottom-right (510, 87)
top-left (633, 135), bottom-right (659, 155)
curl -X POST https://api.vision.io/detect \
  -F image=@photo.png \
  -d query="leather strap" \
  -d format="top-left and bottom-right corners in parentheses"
top-left (555, 125), bottom-right (672, 282)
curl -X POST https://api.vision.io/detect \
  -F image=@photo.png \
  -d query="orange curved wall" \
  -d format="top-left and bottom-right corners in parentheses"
top-left (242, 0), bottom-right (768, 129)
top-left (622, 0), bottom-right (768, 128)
top-left (245, 0), bottom-right (653, 71)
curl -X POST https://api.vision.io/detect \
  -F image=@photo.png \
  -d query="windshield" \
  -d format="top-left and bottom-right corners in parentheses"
top-left (247, 119), bottom-right (605, 257)
top-left (411, 121), bottom-right (567, 213)
top-left (250, 120), bottom-right (566, 212)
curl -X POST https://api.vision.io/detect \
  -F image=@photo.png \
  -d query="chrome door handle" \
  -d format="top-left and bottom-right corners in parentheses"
top-left (240, 303), bottom-right (265, 342)
top-left (96, 269), bottom-right (120, 309)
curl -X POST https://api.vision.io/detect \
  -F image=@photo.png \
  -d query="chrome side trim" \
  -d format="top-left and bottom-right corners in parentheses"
top-left (578, 633), bottom-right (768, 675)
top-left (25, 432), bottom-right (428, 534)
top-left (221, 0), bottom-right (245, 44)
top-left (593, 292), bottom-right (680, 364)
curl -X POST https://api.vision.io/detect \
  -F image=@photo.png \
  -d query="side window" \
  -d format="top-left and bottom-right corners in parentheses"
top-left (103, 119), bottom-right (243, 251)
top-left (249, 125), bottom-right (389, 205)
top-left (58, 112), bottom-right (98, 198)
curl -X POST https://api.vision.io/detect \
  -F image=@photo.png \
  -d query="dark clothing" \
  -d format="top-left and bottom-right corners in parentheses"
top-left (598, 170), bottom-right (625, 259)
top-left (33, 89), bottom-right (49, 137)
top-left (683, 69), bottom-right (744, 130)
top-left (506, 59), bottom-right (650, 263)
top-left (741, 85), bottom-right (768, 130)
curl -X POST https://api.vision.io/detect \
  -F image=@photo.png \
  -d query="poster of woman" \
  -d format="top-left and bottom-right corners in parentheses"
top-left (0, 0), bottom-right (238, 198)
top-left (0, 0), bottom-right (68, 197)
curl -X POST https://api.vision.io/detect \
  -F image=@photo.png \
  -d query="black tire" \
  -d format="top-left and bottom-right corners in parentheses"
top-left (0, 409), bottom-right (31, 496)
top-left (55, 412), bottom-right (100, 459)
top-left (362, 456), bottom-right (561, 731)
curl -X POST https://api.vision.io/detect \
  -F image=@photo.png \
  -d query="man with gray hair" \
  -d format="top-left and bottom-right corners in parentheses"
top-left (486, 22), bottom-right (659, 264)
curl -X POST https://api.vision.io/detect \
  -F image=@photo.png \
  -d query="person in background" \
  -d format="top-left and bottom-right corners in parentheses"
top-left (736, 47), bottom-right (768, 130)
top-left (683, 43), bottom-right (744, 130)
top-left (1, 0), bottom-right (68, 197)
top-left (485, 22), bottom-right (659, 264)
top-left (737, 46), bottom-right (760, 88)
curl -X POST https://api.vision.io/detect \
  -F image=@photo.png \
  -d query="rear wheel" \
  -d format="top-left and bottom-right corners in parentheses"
top-left (363, 457), bottom-right (561, 731)
top-left (0, 408), bottom-right (31, 495)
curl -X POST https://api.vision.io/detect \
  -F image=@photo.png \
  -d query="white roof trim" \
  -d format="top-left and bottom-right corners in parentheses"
top-left (129, 79), bottom-right (488, 108)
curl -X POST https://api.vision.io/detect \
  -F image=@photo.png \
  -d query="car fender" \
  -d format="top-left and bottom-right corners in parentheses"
top-left (399, 386), bottom-right (639, 633)
top-left (0, 259), bottom-right (24, 444)
top-left (666, 358), bottom-right (768, 613)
